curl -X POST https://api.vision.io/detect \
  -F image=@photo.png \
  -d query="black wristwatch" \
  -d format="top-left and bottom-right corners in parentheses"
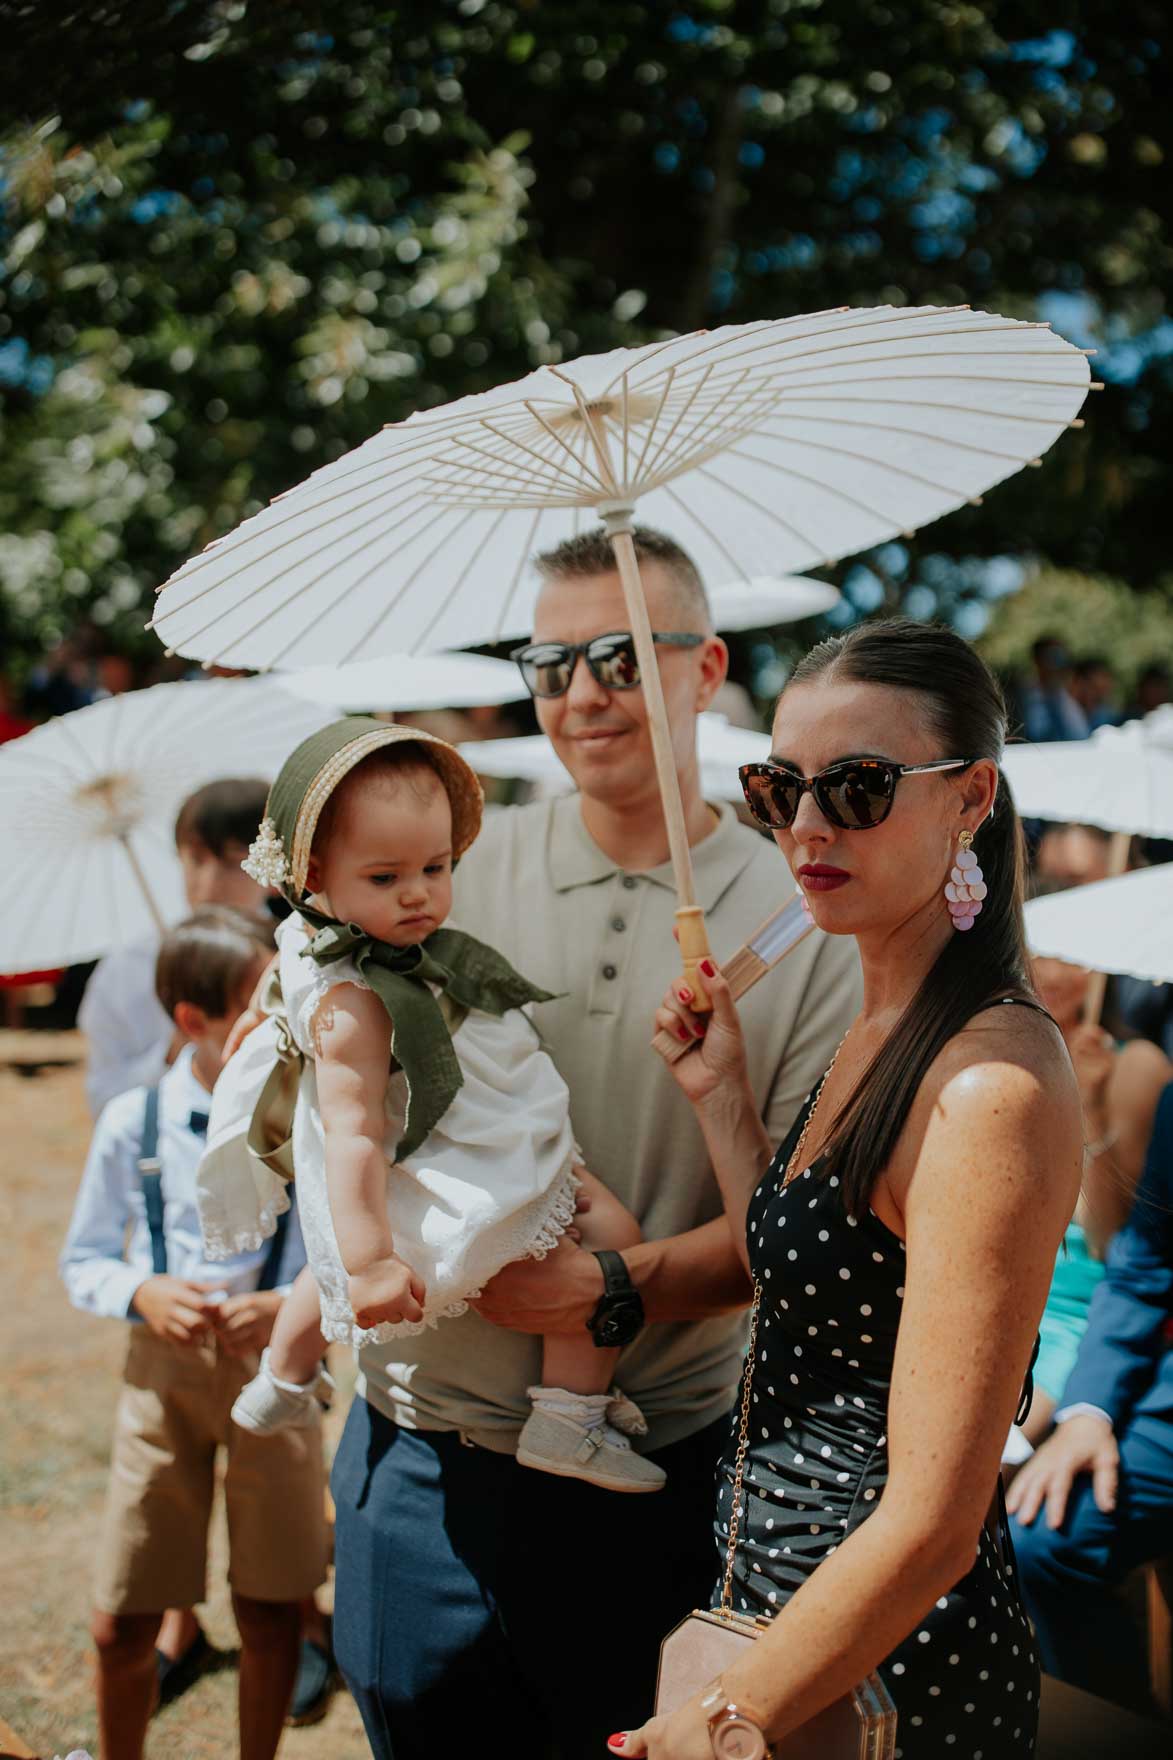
top-left (586, 1249), bottom-right (645, 1348)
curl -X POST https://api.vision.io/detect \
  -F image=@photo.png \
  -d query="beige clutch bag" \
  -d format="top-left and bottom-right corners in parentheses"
top-left (655, 1606), bottom-right (896, 1759)
top-left (653, 1263), bottom-right (896, 1758)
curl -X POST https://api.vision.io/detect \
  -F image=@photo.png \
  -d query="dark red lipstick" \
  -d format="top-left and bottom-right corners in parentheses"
top-left (798, 863), bottom-right (851, 893)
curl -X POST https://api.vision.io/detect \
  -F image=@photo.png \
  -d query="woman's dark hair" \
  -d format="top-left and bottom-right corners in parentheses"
top-left (155, 906), bottom-right (274, 1022)
top-left (785, 618), bottom-right (1036, 1216)
top-left (174, 778), bottom-right (270, 859)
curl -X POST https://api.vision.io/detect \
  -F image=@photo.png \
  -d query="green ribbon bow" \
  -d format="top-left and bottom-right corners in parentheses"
top-left (298, 904), bottom-right (554, 1160)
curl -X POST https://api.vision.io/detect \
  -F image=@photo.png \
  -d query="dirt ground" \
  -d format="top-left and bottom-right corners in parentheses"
top-left (0, 1032), bottom-right (371, 1760)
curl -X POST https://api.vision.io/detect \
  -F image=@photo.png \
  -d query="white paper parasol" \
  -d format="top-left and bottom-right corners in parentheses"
top-left (152, 306), bottom-right (1091, 1003)
top-left (276, 650), bottom-right (525, 711)
top-left (461, 712), bottom-right (769, 803)
top-left (708, 575), bottom-right (841, 630)
top-left (0, 678), bottom-right (333, 972)
top-left (1025, 863), bottom-right (1173, 987)
top-left (1001, 707), bottom-right (1173, 840)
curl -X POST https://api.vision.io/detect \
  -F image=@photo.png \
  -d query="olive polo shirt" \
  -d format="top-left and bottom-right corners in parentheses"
top-left (356, 794), bottom-right (862, 1453)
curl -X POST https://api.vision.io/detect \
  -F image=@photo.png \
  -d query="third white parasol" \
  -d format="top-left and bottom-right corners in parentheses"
top-left (275, 650), bottom-right (525, 711)
top-left (1025, 863), bottom-right (1173, 988)
top-left (479, 571), bottom-right (842, 644)
top-left (707, 575), bottom-right (841, 631)
top-left (152, 306), bottom-right (1092, 1006)
top-left (460, 712), bottom-right (770, 802)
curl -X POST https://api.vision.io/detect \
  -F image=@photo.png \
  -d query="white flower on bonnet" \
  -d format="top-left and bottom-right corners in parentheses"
top-left (241, 817), bottom-right (290, 889)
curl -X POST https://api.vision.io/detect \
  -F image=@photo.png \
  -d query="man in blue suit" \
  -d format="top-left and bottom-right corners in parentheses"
top-left (1008, 1082), bottom-right (1173, 1706)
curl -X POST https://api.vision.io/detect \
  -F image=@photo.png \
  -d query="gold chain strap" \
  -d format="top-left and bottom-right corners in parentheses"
top-left (719, 1036), bottom-right (848, 1615)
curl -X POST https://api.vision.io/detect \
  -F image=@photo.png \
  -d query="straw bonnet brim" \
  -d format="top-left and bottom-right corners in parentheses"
top-left (255, 718), bottom-right (484, 897)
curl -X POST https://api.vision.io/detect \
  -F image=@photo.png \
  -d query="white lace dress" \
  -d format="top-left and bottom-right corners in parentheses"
top-left (197, 912), bottom-right (580, 1346)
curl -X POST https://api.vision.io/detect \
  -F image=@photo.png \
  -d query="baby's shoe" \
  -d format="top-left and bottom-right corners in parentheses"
top-left (517, 1386), bottom-right (666, 1493)
top-left (232, 1349), bottom-right (334, 1435)
top-left (605, 1385), bottom-right (650, 1437)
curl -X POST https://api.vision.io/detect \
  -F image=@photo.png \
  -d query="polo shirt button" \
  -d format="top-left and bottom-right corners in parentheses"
top-left (610, 916), bottom-right (626, 933)
top-left (621, 875), bottom-right (638, 890)
top-left (602, 963), bottom-right (618, 980)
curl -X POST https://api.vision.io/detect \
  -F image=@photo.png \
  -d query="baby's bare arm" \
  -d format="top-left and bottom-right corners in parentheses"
top-left (313, 983), bottom-right (397, 1273)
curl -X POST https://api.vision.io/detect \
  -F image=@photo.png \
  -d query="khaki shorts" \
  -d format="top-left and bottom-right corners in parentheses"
top-left (94, 1328), bottom-right (329, 1615)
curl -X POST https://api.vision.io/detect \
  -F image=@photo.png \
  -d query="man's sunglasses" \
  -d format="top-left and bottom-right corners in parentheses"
top-left (510, 631), bottom-right (704, 700)
top-left (738, 756), bottom-right (979, 833)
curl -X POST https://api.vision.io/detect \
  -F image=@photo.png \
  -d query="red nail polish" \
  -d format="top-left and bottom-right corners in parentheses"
top-left (700, 958), bottom-right (716, 978)
top-left (678, 1026), bottom-right (691, 1043)
top-left (695, 1020), bottom-right (708, 1036)
top-left (608, 1740), bottom-right (627, 1752)
top-left (678, 985), bottom-right (692, 1003)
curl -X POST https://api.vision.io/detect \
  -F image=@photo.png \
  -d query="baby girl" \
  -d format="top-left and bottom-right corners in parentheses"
top-left (197, 718), bottom-right (664, 1492)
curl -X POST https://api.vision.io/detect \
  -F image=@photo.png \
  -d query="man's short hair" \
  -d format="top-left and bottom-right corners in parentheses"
top-left (174, 778), bottom-right (270, 859)
top-left (533, 525), bottom-right (712, 630)
top-left (155, 906), bottom-right (274, 1021)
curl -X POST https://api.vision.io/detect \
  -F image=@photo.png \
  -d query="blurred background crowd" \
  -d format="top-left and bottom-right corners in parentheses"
top-left (2, 4), bottom-right (1172, 1757)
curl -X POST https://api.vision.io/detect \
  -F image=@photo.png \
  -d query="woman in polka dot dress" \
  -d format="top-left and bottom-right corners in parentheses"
top-left (615, 623), bottom-right (1081, 1760)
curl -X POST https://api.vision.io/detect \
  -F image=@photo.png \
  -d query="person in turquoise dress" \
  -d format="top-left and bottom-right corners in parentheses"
top-left (1023, 955), bottom-right (1170, 1442)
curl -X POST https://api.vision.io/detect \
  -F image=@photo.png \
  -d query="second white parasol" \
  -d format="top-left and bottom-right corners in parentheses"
top-left (460, 712), bottom-right (769, 803)
top-left (153, 307), bottom-right (1092, 1005)
top-left (0, 677), bottom-right (334, 972)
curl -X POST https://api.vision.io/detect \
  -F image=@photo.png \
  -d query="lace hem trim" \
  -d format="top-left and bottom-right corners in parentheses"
top-left (200, 1183), bottom-right (291, 1261)
top-left (322, 1158), bottom-right (583, 1346)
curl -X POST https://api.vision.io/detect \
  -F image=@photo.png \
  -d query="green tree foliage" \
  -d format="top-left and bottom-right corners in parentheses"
top-left (979, 567), bottom-right (1173, 692)
top-left (1, 1), bottom-right (1170, 663)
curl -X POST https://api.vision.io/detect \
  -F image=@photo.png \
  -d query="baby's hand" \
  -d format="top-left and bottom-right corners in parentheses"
top-left (349, 1255), bottom-right (427, 1330)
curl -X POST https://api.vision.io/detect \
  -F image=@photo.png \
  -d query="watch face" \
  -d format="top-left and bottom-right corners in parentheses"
top-left (712, 1713), bottom-right (768, 1760)
top-left (593, 1297), bottom-right (643, 1348)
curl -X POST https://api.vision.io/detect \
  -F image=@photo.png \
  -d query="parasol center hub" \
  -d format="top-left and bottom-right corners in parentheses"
top-left (598, 500), bottom-right (637, 536)
top-left (548, 390), bottom-right (662, 431)
top-left (74, 772), bottom-right (145, 838)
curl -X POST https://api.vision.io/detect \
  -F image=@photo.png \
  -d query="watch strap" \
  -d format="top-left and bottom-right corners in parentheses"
top-left (594, 1248), bottom-right (633, 1296)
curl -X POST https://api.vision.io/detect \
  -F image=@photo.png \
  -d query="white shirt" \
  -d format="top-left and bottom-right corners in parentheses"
top-left (77, 935), bottom-right (172, 1118)
top-left (60, 1045), bottom-right (306, 1320)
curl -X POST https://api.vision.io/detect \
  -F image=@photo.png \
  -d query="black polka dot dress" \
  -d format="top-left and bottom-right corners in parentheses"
top-left (712, 1092), bottom-right (1040, 1758)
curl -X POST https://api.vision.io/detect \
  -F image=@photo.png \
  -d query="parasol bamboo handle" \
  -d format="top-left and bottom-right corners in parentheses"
top-left (1082, 829), bottom-right (1131, 1025)
top-left (604, 515), bottom-right (713, 1011)
top-left (118, 832), bottom-right (167, 934)
top-left (675, 904), bottom-right (713, 1017)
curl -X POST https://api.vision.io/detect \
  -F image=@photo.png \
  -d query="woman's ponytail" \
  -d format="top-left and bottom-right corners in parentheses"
top-left (784, 622), bottom-right (1035, 1216)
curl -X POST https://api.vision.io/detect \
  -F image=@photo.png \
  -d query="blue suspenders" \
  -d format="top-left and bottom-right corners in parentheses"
top-left (137, 1086), bottom-right (289, 1287)
top-left (137, 1086), bottom-right (168, 1275)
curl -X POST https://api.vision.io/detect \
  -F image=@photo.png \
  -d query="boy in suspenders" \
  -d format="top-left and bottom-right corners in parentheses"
top-left (61, 909), bottom-right (328, 1760)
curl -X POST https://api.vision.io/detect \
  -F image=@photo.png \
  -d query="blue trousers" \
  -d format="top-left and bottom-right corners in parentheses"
top-left (1010, 1416), bottom-right (1173, 1707)
top-left (331, 1397), bottom-right (731, 1760)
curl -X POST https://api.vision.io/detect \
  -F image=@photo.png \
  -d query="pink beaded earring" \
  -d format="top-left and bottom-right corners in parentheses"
top-left (945, 829), bottom-right (987, 932)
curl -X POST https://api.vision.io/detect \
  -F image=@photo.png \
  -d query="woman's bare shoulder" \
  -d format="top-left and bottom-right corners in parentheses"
top-left (935, 997), bottom-right (1071, 1090)
top-left (877, 1001), bottom-right (1080, 1235)
top-left (917, 1001), bottom-right (1081, 1172)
